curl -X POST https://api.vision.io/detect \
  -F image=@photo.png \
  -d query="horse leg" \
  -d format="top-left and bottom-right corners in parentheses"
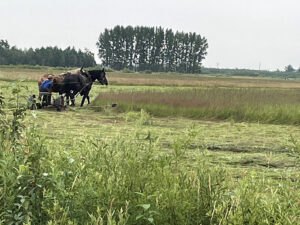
top-left (41, 94), bottom-right (47, 106)
top-left (80, 96), bottom-right (86, 107)
top-left (66, 93), bottom-right (70, 105)
top-left (70, 92), bottom-right (76, 106)
top-left (87, 95), bottom-right (90, 104)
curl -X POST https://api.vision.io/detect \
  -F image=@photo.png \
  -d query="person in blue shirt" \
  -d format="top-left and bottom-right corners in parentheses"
top-left (40, 75), bottom-right (53, 92)
top-left (39, 75), bottom-right (53, 105)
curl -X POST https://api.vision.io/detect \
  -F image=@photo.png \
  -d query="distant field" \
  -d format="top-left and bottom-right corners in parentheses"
top-left (0, 66), bottom-right (67, 81)
top-left (108, 72), bottom-right (300, 88)
top-left (1, 66), bottom-right (300, 88)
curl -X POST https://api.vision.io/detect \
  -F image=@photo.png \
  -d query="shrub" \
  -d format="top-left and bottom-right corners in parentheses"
top-left (0, 94), bottom-right (54, 224)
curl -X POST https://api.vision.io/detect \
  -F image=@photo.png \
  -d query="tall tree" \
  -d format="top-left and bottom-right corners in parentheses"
top-left (285, 65), bottom-right (295, 72)
top-left (165, 29), bottom-right (175, 71)
top-left (97, 28), bottom-right (113, 67)
top-left (97, 25), bottom-right (208, 73)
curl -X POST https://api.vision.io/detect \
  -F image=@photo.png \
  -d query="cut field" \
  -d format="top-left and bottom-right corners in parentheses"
top-left (1, 67), bottom-right (300, 224)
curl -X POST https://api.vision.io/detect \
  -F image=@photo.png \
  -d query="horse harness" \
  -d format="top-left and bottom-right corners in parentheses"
top-left (75, 81), bottom-right (93, 98)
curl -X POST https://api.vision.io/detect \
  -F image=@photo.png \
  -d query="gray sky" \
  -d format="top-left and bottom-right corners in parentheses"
top-left (1, 0), bottom-right (299, 70)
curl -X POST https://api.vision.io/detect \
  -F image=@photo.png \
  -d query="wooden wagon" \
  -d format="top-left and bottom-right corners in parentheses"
top-left (27, 92), bottom-right (66, 111)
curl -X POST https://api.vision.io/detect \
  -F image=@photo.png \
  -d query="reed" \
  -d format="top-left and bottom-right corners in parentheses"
top-left (93, 87), bottom-right (300, 124)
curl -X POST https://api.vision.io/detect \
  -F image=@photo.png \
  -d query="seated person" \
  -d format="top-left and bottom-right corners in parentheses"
top-left (40, 75), bottom-right (53, 105)
top-left (40, 75), bottom-right (53, 92)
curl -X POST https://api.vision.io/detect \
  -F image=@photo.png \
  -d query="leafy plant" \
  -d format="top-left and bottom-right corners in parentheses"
top-left (125, 109), bottom-right (152, 125)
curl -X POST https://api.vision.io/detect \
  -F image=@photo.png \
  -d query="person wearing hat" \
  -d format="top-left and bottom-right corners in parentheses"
top-left (40, 75), bottom-right (53, 105)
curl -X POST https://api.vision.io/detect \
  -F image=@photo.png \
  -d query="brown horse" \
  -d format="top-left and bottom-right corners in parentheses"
top-left (37, 68), bottom-right (84, 92)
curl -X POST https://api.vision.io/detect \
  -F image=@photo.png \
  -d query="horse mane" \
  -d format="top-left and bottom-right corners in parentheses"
top-left (87, 69), bottom-right (103, 75)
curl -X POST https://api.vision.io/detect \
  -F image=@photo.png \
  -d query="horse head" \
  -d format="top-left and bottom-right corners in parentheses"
top-left (88, 68), bottom-right (108, 86)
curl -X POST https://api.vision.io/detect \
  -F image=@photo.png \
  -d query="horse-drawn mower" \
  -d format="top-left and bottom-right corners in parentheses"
top-left (27, 92), bottom-right (66, 111)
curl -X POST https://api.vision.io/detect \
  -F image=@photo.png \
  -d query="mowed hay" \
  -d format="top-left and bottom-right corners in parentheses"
top-left (93, 87), bottom-right (300, 124)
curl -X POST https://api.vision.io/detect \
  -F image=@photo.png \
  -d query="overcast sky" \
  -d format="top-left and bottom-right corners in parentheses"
top-left (1, 0), bottom-right (299, 70)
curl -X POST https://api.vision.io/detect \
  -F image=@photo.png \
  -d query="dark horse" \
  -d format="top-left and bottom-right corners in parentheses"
top-left (60, 68), bottom-right (108, 107)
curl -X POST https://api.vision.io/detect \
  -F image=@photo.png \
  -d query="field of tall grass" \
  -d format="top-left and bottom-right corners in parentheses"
top-left (1, 93), bottom-right (300, 224)
top-left (1, 67), bottom-right (300, 224)
top-left (93, 87), bottom-right (300, 125)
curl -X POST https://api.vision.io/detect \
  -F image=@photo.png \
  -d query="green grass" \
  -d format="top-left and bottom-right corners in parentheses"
top-left (93, 87), bottom-right (300, 125)
top-left (1, 68), bottom-right (300, 224)
top-left (1, 80), bottom-right (300, 171)
top-left (1, 80), bottom-right (300, 178)
top-left (1, 94), bottom-right (300, 224)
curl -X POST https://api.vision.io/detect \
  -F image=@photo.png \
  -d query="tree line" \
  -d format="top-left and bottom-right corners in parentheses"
top-left (0, 40), bottom-right (96, 67)
top-left (97, 25), bottom-right (208, 73)
top-left (202, 67), bottom-right (300, 78)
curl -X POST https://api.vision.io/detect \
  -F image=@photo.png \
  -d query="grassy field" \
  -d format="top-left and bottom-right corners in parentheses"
top-left (93, 87), bottom-right (300, 125)
top-left (0, 67), bottom-right (300, 224)
top-left (2, 66), bottom-right (300, 88)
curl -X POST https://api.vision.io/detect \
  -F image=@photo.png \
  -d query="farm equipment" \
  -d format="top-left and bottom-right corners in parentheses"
top-left (27, 92), bottom-right (66, 111)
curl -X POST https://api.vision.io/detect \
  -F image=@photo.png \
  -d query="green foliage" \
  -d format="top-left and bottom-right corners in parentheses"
top-left (0, 93), bottom-right (300, 224)
top-left (125, 109), bottom-right (152, 125)
top-left (0, 39), bottom-right (96, 67)
top-left (285, 64), bottom-right (295, 72)
top-left (1, 80), bottom-right (300, 224)
top-left (0, 81), bottom-right (27, 144)
top-left (124, 111), bottom-right (142, 122)
top-left (97, 25), bottom-right (208, 73)
top-left (137, 109), bottom-right (152, 125)
top-left (0, 93), bottom-right (54, 224)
